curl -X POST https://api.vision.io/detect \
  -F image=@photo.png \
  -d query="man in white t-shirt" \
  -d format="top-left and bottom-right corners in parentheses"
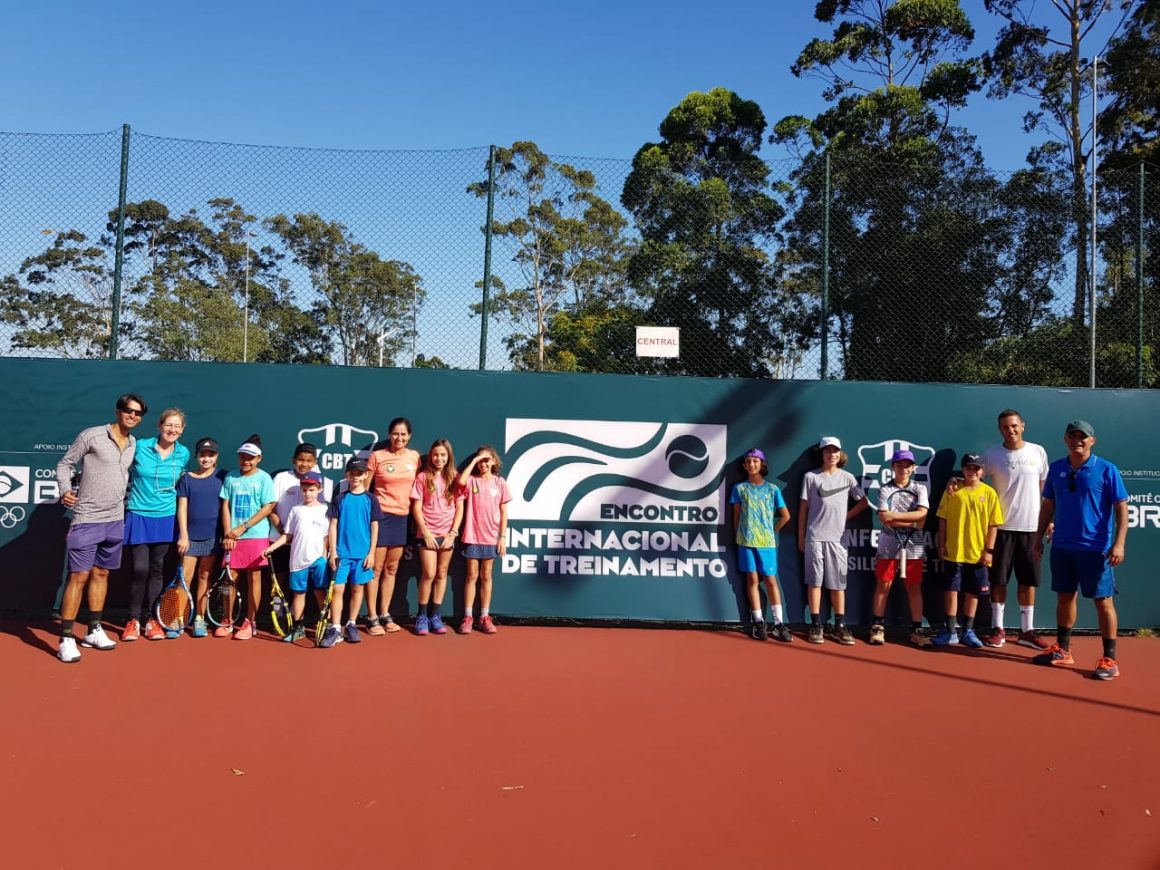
top-left (980, 409), bottom-right (1051, 650)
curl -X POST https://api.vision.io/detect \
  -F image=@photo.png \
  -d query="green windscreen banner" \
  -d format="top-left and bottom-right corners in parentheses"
top-left (1, 358), bottom-right (1156, 628)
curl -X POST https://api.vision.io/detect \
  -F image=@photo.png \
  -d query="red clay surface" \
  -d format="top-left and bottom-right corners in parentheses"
top-left (2, 622), bottom-right (1158, 869)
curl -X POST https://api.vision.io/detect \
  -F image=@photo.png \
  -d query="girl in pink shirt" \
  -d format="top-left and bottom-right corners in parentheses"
top-left (457, 445), bottom-right (511, 635)
top-left (409, 439), bottom-right (464, 635)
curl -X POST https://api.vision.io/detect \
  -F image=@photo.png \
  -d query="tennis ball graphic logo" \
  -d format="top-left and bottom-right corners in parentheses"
top-left (666, 435), bottom-right (710, 479)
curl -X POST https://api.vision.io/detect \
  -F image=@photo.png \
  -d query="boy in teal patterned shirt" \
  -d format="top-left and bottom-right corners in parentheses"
top-left (730, 448), bottom-right (792, 642)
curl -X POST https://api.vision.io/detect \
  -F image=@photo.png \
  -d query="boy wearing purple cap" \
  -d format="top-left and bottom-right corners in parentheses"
top-left (264, 471), bottom-right (331, 644)
top-left (1032, 420), bottom-right (1128, 680)
top-left (870, 450), bottom-right (931, 647)
top-left (933, 453), bottom-right (1003, 647)
top-left (730, 448), bottom-right (792, 642)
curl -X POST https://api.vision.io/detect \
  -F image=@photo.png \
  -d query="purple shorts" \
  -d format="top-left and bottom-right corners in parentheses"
top-left (67, 520), bottom-right (126, 573)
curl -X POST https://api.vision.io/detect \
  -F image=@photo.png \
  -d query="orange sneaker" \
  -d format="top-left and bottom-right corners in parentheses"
top-left (212, 622), bottom-right (233, 638)
top-left (1093, 657), bottom-right (1119, 680)
top-left (233, 618), bottom-right (254, 640)
top-left (122, 618), bottom-right (141, 642)
top-left (1034, 643), bottom-right (1074, 666)
top-left (143, 619), bottom-right (165, 641)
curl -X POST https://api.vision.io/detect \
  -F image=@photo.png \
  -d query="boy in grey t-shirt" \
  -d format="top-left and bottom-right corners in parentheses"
top-left (797, 436), bottom-right (869, 645)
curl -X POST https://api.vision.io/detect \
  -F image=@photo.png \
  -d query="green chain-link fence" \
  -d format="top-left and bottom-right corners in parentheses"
top-left (1, 127), bottom-right (1155, 387)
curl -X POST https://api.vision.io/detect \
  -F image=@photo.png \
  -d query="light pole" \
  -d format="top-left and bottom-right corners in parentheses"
top-left (243, 231), bottom-right (256, 363)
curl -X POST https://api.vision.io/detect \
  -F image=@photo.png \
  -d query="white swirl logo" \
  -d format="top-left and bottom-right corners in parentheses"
top-left (0, 505), bottom-right (27, 529)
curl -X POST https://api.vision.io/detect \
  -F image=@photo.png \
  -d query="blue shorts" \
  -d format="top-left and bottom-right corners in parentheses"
top-left (333, 556), bottom-right (372, 586)
top-left (67, 520), bottom-right (125, 572)
top-left (737, 546), bottom-right (778, 576)
top-left (1050, 548), bottom-right (1117, 599)
top-left (289, 557), bottom-right (329, 593)
top-left (376, 513), bottom-right (409, 547)
top-left (943, 561), bottom-right (990, 596)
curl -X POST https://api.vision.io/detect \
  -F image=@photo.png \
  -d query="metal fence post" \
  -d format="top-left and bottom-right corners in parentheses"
top-left (478, 145), bottom-right (496, 370)
top-left (109, 123), bottom-right (131, 360)
top-left (1139, 161), bottom-right (1146, 389)
top-left (820, 151), bottom-right (831, 380)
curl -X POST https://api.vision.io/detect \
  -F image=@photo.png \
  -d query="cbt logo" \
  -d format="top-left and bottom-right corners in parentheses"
top-left (0, 466), bottom-right (29, 504)
top-left (296, 423), bottom-right (379, 479)
top-left (504, 419), bottom-right (725, 524)
top-left (856, 439), bottom-right (935, 500)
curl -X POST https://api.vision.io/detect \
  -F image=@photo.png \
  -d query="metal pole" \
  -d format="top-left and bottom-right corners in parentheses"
top-left (1089, 57), bottom-right (1098, 389)
top-left (478, 145), bottom-right (496, 370)
top-left (379, 329), bottom-right (385, 367)
top-left (109, 124), bottom-right (131, 360)
top-left (821, 151), bottom-right (831, 380)
top-left (1139, 161), bottom-right (1146, 389)
top-left (243, 234), bottom-right (250, 363)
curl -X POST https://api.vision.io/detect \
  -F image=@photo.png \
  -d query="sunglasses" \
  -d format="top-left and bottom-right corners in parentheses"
top-left (119, 407), bottom-right (144, 417)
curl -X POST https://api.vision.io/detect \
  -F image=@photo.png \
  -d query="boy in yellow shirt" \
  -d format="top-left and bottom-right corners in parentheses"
top-left (934, 453), bottom-right (1003, 648)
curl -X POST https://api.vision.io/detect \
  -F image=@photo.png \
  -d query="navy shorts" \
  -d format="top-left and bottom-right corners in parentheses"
top-left (1050, 548), bottom-right (1116, 599)
top-left (463, 543), bottom-right (498, 561)
top-left (943, 561), bottom-right (990, 596)
top-left (67, 520), bottom-right (125, 572)
top-left (376, 512), bottom-right (409, 547)
top-left (185, 537), bottom-right (219, 558)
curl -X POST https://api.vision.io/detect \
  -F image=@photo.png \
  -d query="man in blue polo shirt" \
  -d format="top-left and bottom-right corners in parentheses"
top-left (1032, 420), bottom-right (1129, 680)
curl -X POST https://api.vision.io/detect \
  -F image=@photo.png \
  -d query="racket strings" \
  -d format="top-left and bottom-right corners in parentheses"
top-left (158, 589), bottom-right (190, 629)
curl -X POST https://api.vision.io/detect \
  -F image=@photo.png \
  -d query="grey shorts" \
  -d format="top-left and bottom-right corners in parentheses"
top-left (804, 540), bottom-right (848, 590)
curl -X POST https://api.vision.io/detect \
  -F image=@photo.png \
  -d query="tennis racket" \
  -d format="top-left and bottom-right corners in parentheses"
top-left (890, 486), bottom-right (918, 583)
top-left (315, 570), bottom-right (336, 646)
top-left (154, 565), bottom-right (192, 635)
top-left (269, 563), bottom-right (293, 637)
top-left (207, 554), bottom-right (241, 627)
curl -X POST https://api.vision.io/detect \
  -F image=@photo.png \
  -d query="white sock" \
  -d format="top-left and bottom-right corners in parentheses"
top-left (751, 609), bottom-right (763, 621)
top-left (770, 605), bottom-right (784, 625)
top-left (480, 608), bottom-right (489, 618)
top-left (992, 602), bottom-right (1005, 629)
top-left (1020, 606), bottom-right (1033, 633)
top-left (330, 623), bottom-right (341, 630)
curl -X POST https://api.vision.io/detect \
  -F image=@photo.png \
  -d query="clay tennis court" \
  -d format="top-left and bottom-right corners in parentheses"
top-left (2, 623), bottom-right (1157, 868)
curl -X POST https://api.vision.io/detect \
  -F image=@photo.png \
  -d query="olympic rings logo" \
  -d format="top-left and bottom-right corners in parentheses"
top-left (0, 506), bottom-right (27, 529)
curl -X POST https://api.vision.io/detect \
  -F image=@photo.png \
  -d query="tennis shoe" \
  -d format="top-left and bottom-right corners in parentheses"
top-left (932, 628), bottom-right (959, 646)
top-left (961, 628), bottom-right (984, 648)
top-left (143, 619), bottom-right (164, 641)
top-left (909, 629), bottom-right (933, 648)
top-left (192, 616), bottom-right (208, 638)
top-left (233, 619), bottom-right (254, 640)
top-left (415, 614), bottom-right (430, 636)
top-left (1093, 657), bottom-right (1119, 680)
top-left (429, 613), bottom-right (448, 634)
top-left (58, 636), bottom-right (81, 663)
top-left (869, 624), bottom-right (885, 645)
top-left (121, 619), bottom-right (140, 642)
top-left (479, 615), bottom-right (498, 634)
top-left (751, 620), bottom-right (768, 641)
top-left (81, 624), bottom-right (116, 650)
top-left (1017, 630), bottom-right (1051, 651)
top-left (318, 625), bottom-right (342, 648)
top-left (212, 622), bottom-right (233, 638)
top-left (344, 622), bottom-right (361, 644)
top-left (458, 616), bottom-right (474, 635)
top-left (808, 624), bottom-right (824, 644)
top-left (367, 619), bottom-right (386, 637)
top-left (770, 622), bottom-right (793, 643)
top-left (164, 626), bottom-right (182, 640)
top-left (1033, 644), bottom-right (1073, 666)
top-left (283, 624), bottom-right (306, 643)
top-left (835, 624), bottom-right (855, 646)
top-left (984, 628), bottom-right (1006, 648)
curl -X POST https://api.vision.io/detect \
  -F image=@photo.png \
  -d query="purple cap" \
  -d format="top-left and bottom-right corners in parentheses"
top-left (743, 448), bottom-right (766, 461)
top-left (299, 471), bottom-right (323, 486)
top-left (890, 449), bottom-right (915, 464)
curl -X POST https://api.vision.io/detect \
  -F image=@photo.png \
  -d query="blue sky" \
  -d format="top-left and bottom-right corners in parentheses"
top-left (0, 0), bottom-right (1124, 167)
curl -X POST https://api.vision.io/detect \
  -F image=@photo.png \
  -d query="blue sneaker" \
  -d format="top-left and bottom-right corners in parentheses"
top-left (344, 622), bottom-right (362, 644)
top-left (429, 613), bottom-right (447, 634)
top-left (932, 628), bottom-right (960, 646)
top-left (961, 628), bottom-right (983, 648)
top-left (415, 614), bottom-right (430, 636)
top-left (318, 625), bottom-right (342, 649)
top-left (191, 616), bottom-right (208, 638)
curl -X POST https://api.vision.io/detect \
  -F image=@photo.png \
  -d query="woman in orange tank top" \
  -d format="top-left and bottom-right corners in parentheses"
top-left (365, 417), bottom-right (420, 634)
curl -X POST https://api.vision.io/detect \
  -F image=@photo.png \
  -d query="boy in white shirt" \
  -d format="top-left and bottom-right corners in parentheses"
top-left (263, 471), bottom-right (330, 643)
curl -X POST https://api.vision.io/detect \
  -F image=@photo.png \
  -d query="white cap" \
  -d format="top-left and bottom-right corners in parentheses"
top-left (237, 442), bottom-right (263, 457)
top-left (818, 436), bottom-right (842, 449)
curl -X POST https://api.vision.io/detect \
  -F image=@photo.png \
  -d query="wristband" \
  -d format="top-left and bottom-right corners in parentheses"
top-left (984, 547), bottom-right (994, 554)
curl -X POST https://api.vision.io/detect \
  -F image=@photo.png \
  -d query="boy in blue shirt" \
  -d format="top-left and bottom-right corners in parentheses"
top-left (730, 448), bottom-right (792, 642)
top-left (1033, 420), bottom-right (1129, 680)
top-left (319, 457), bottom-right (383, 648)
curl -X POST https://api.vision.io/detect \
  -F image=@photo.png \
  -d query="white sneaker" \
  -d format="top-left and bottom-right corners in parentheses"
top-left (81, 624), bottom-right (117, 650)
top-left (58, 636), bottom-right (81, 663)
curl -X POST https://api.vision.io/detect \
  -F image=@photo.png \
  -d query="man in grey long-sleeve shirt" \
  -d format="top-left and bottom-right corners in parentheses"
top-left (53, 393), bottom-right (145, 663)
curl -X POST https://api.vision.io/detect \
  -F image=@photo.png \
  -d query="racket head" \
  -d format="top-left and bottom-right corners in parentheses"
top-left (315, 580), bottom-right (335, 645)
top-left (206, 562), bottom-right (240, 627)
top-left (155, 584), bottom-right (192, 631)
top-left (268, 566), bottom-right (293, 636)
